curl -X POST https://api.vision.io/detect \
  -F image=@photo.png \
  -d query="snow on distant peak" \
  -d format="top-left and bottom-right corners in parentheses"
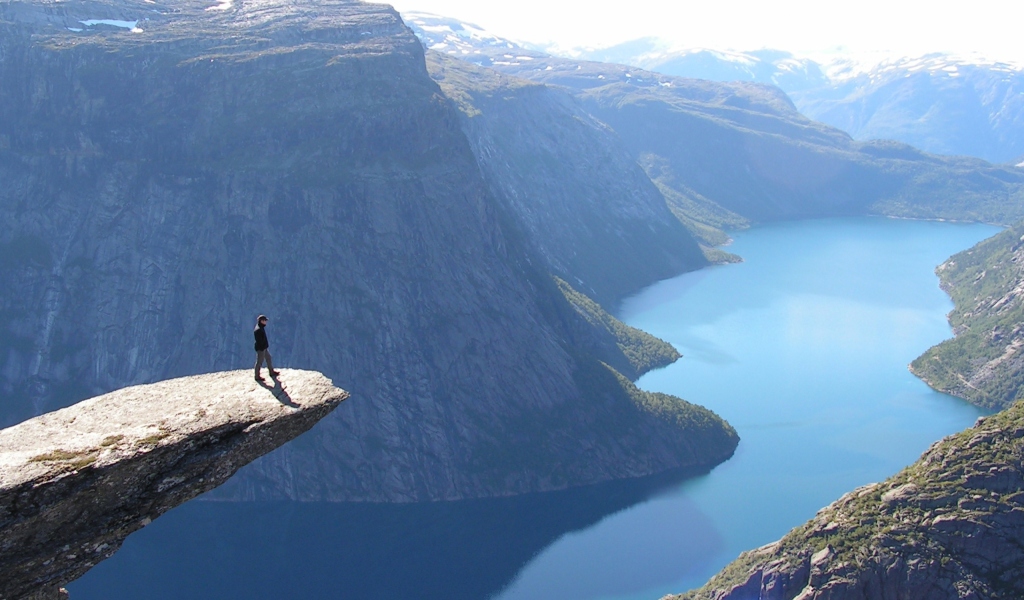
top-left (687, 48), bottom-right (759, 66)
top-left (402, 12), bottom-right (525, 55)
top-left (822, 52), bottom-right (1024, 82)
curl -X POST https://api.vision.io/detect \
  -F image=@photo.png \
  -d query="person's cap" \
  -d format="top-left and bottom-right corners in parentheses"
top-left (257, 314), bottom-right (268, 322)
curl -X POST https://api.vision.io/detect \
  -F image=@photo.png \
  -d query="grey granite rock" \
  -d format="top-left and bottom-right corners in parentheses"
top-left (0, 369), bottom-right (347, 600)
top-left (0, 0), bottom-right (736, 503)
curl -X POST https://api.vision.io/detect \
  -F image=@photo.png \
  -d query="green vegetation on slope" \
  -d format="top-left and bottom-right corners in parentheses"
top-left (677, 401), bottom-right (1024, 599)
top-left (461, 275), bottom-right (739, 488)
top-left (640, 153), bottom-right (748, 263)
top-left (575, 358), bottom-right (739, 461)
top-left (911, 222), bottom-right (1024, 409)
top-left (464, 353), bottom-right (739, 492)
top-left (554, 277), bottom-right (680, 377)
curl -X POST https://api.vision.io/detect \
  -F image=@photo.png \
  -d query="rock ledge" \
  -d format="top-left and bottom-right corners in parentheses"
top-left (0, 369), bottom-right (348, 600)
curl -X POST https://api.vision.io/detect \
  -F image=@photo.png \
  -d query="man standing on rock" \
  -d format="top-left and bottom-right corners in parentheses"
top-left (254, 315), bottom-right (279, 382)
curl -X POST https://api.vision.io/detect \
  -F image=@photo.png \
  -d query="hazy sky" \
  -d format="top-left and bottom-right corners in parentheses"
top-left (387, 0), bottom-right (1024, 64)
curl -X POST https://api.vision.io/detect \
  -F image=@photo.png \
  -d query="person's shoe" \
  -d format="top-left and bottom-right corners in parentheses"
top-left (255, 375), bottom-right (265, 382)
top-left (269, 370), bottom-right (280, 378)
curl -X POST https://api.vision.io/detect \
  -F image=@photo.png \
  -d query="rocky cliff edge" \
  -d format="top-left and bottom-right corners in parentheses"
top-left (0, 369), bottom-right (348, 600)
top-left (675, 401), bottom-right (1024, 600)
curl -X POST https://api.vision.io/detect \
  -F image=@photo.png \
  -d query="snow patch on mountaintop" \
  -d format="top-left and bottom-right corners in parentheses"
top-left (823, 52), bottom-right (1024, 82)
top-left (401, 13), bottom-right (1024, 92)
top-left (402, 11), bottom-right (523, 54)
top-left (642, 47), bottom-right (759, 67)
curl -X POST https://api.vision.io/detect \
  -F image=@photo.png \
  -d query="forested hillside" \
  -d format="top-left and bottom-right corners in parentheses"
top-left (912, 223), bottom-right (1024, 409)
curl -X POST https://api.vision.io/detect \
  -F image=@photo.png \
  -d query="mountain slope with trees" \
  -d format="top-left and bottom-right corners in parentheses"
top-left (912, 222), bottom-right (1024, 409)
top-left (676, 402), bottom-right (1024, 600)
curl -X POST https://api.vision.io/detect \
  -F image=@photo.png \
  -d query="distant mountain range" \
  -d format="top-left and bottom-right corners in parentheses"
top-left (405, 12), bottom-right (1024, 230)
top-left (404, 13), bottom-right (1024, 165)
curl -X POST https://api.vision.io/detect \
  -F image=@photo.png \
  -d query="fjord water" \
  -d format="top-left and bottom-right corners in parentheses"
top-left (496, 217), bottom-right (999, 599)
top-left (72, 217), bottom-right (998, 600)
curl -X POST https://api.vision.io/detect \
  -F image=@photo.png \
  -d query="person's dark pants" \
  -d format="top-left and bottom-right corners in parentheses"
top-left (255, 349), bottom-right (275, 378)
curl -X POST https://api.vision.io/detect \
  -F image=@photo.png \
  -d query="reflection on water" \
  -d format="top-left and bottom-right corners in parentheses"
top-left (496, 490), bottom-right (723, 600)
top-left (70, 468), bottom-right (709, 600)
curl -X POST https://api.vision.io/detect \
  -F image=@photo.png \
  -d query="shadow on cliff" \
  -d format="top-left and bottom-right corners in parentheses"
top-left (258, 378), bottom-right (298, 407)
top-left (68, 467), bottom-right (716, 600)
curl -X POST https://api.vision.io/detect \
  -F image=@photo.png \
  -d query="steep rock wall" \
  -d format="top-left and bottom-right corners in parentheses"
top-left (426, 52), bottom-right (707, 307)
top-left (0, 0), bottom-right (737, 502)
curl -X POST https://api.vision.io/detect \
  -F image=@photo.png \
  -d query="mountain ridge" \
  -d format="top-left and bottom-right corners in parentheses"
top-left (404, 12), bottom-right (1024, 237)
top-left (404, 13), bottom-right (1024, 164)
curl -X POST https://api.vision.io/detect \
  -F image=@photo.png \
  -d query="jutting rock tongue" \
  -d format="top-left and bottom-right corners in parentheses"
top-left (0, 369), bottom-right (348, 600)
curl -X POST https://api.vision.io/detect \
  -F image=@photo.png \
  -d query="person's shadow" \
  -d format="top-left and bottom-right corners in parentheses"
top-left (257, 376), bottom-right (298, 407)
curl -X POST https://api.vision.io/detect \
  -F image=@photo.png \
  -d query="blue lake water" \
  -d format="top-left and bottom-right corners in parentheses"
top-left (71, 217), bottom-right (1000, 600)
top-left (496, 217), bottom-right (999, 599)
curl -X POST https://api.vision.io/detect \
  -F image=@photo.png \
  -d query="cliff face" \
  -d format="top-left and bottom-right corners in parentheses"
top-left (426, 52), bottom-right (708, 307)
top-left (0, 369), bottom-right (347, 600)
top-left (0, 0), bottom-right (737, 502)
top-left (676, 403), bottom-right (1024, 600)
top-left (911, 223), bottom-right (1024, 410)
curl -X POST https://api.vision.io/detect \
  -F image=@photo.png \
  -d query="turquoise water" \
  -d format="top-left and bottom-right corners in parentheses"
top-left (72, 217), bottom-right (1000, 600)
top-left (495, 217), bottom-right (1000, 599)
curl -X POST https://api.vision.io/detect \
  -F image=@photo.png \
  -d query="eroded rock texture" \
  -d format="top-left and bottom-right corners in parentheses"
top-left (675, 402), bottom-right (1024, 600)
top-left (0, 369), bottom-right (347, 600)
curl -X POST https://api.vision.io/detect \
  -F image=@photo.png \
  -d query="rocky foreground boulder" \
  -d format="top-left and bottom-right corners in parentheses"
top-left (675, 401), bottom-right (1024, 600)
top-left (0, 369), bottom-right (347, 600)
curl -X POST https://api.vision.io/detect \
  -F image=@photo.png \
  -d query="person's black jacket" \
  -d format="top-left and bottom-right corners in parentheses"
top-left (254, 325), bottom-right (269, 352)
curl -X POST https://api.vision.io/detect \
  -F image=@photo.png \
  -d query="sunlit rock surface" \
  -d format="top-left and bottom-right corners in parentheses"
top-left (0, 369), bottom-right (347, 600)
